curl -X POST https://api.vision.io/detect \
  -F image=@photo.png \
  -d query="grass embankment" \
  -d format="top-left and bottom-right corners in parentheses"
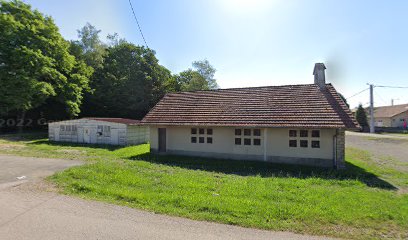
top-left (1, 133), bottom-right (407, 239)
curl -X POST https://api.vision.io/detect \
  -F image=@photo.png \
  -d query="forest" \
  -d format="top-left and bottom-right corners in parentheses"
top-left (0, 0), bottom-right (218, 131)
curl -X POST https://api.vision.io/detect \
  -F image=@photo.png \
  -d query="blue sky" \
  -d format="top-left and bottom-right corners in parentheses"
top-left (24, 0), bottom-right (408, 108)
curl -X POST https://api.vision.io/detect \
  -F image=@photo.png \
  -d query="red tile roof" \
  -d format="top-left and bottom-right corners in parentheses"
top-left (83, 118), bottom-right (141, 125)
top-left (373, 104), bottom-right (408, 118)
top-left (141, 84), bottom-right (359, 129)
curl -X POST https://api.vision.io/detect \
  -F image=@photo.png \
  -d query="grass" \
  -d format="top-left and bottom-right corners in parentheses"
top-left (1, 132), bottom-right (408, 239)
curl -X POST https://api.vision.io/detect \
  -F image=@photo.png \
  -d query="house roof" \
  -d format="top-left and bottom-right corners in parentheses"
top-left (83, 118), bottom-right (141, 125)
top-left (373, 104), bottom-right (408, 118)
top-left (141, 84), bottom-right (359, 129)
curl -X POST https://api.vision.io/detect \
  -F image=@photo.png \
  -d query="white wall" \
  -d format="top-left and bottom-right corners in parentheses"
top-left (48, 119), bottom-right (144, 145)
top-left (126, 125), bottom-right (149, 145)
top-left (149, 126), bottom-right (336, 161)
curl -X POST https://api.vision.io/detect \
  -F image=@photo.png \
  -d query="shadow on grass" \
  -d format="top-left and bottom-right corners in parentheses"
top-left (0, 131), bottom-right (48, 141)
top-left (28, 139), bottom-right (124, 151)
top-left (129, 153), bottom-right (397, 190)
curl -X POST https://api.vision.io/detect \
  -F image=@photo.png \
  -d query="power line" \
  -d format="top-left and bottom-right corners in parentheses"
top-left (374, 85), bottom-right (408, 89)
top-left (128, 0), bottom-right (149, 48)
top-left (346, 87), bottom-right (369, 99)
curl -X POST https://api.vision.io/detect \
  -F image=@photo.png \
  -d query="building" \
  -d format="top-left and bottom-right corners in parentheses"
top-left (141, 63), bottom-right (359, 169)
top-left (371, 104), bottom-right (408, 128)
top-left (48, 118), bottom-right (149, 146)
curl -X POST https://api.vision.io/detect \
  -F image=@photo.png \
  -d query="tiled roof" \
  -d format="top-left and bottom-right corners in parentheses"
top-left (141, 84), bottom-right (359, 129)
top-left (83, 118), bottom-right (141, 125)
top-left (373, 104), bottom-right (408, 118)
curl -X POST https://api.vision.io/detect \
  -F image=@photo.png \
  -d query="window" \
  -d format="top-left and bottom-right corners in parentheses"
top-left (300, 130), bottom-right (308, 137)
top-left (235, 138), bottom-right (241, 145)
top-left (311, 130), bottom-right (320, 138)
top-left (401, 119), bottom-right (405, 122)
top-left (244, 129), bottom-right (251, 136)
top-left (235, 129), bottom-right (242, 135)
top-left (289, 130), bottom-right (297, 137)
top-left (300, 140), bottom-right (308, 148)
top-left (207, 129), bottom-right (213, 135)
top-left (60, 125), bottom-right (65, 132)
top-left (191, 137), bottom-right (197, 143)
top-left (97, 125), bottom-right (110, 137)
top-left (289, 140), bottom-right (297, 147)
top-left (244, 138), bottom-right (251, 145)
top-left (253, 129), bottom-right (261, 136)
top-left (104, 126), bottom-right (111, 137)
top-left (199, 128), bottom-right (205, 134)
top-left (253, 139), bottom-right (261, 146)
top-left (311, 141), bottom-right (320, 148)
top-left (199, 137), bottom-right (205, 143)
top-left (191, 128), bottom-right (197, 134)
top-left (207, 137), bottom-right (213, 144)
top-left (97, 125), bottom-right (103, 135)
top-left (66, 125), bottom-right (71, 132)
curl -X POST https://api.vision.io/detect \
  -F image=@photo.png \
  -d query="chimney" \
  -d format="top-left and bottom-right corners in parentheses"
top-left (313, 63), bottom-right (326, 89)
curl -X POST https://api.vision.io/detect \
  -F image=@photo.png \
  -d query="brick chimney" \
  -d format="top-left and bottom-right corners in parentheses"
top-left (313, 63), bottom-right (326, 89)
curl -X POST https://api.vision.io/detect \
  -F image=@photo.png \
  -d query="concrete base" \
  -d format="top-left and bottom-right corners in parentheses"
top-left (152, 149), bottom-right (334, 168)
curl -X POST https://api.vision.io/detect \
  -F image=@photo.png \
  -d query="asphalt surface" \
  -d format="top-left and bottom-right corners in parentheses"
top-left (0, 154), bottom-right (333, 240)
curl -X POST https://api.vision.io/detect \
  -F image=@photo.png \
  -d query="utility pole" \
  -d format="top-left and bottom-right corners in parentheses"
top-left (369, 84), bottom-right (375, 133)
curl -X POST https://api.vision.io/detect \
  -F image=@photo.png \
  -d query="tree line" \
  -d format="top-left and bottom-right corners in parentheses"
top-left (0, 0), bottom-right (218, 131)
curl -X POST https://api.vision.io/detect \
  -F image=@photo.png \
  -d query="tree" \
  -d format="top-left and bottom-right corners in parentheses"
top-left (175, 70), bottom-right (209, 91)
top-left (0, 0), bottom-right (92, 125)
top-left (192, 59), bottom-right (218, 89)
top-left (355, 104), bottom-right (368, 128)
top-left (71, 23), bottom-right (106, 69)
top-left (82, 42), bottom-right (173, 119)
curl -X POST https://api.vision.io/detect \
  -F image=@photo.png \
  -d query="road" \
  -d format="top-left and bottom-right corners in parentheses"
top-left (0, 155), bottom-right (332, 240)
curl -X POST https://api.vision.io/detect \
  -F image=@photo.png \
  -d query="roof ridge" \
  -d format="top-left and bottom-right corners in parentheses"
top-left (167, 83), bottom-right (333, 96)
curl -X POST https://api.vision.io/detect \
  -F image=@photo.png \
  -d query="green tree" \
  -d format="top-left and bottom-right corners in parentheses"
top-left (175, 70), bottom-right (209, 91)
top-left (71, 23), bottom-right (106, 69)
top-left (192, 59), bottom-right (218, 89)
top-left (355, 104), bottom-right (368, 128)
top-left (0, 0), bottom-right (92, 123)
top-left (82, 42), bottom-right (173, 119)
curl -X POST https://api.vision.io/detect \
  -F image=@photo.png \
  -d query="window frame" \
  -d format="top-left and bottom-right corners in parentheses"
top-left (300, 140), bottom-right (308, 148)
top-left (235, 138), bottom-right (242, 145)
top-left (311, 130), bottom-right (320, 138)
top-left (244, 138), bottom-right (251, 145)
top-left (207, 137), bottom-right (213, 144)
top-left (243, 129), bottom-right (251, 136)
top-left (311, 140), bottom-right (320, 148)
top-left (289, 139), bottom-right (297, 147)
top-left (300, 130), bottom-right (308, 138)
top-left (253, 138), bottom-right (261, 146)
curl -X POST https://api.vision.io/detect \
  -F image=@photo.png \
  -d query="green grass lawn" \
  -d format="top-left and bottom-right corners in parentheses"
top-left (1, 132), bottom-right (407, 239)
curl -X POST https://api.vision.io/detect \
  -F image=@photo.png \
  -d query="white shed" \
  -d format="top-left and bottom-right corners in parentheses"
top-left (48, 118), bottom-right (149, 146)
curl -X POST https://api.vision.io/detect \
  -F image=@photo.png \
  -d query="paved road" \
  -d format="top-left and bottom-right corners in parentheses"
top-left (0, 155), bottom-right (82, 186)
top-left (0, 155), bottom-right (333, 240)
top-left (346, 131), bottom-right (408, 164)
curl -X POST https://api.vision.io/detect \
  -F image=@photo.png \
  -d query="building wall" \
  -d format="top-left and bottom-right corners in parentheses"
top-left (374, 117), bottom-right (391, 127)
top-left (391, 111), bottom-right (408, 128)
top-left (150, 126), bottom-right (338, 167)
top-left (126, 125), bottom-right (150, 145)
top-left (48, 119), bottom-right (147, 146)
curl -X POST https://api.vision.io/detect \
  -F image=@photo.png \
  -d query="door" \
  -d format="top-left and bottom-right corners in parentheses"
top-left (83, 127), bottom-right (91, 143)
top-left (158, 128), bottom-right (166, 152)
top-left (54, 128), bottom-right (59, 141)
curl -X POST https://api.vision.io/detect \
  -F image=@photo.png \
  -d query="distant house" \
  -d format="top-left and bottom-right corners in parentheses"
top-left (48, 118), bottom-right (149, 146)
top-left (142, 63), bottom-right (359, 169)
top-left (370, 104), bottom-right (408, 128)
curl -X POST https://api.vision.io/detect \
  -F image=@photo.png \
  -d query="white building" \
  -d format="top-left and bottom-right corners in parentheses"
top-left (48, 118), bottom-right (149, 146)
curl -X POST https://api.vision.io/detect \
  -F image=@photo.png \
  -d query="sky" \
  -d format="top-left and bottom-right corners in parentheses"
top-left (24, 0), bottom-right (408, 109)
